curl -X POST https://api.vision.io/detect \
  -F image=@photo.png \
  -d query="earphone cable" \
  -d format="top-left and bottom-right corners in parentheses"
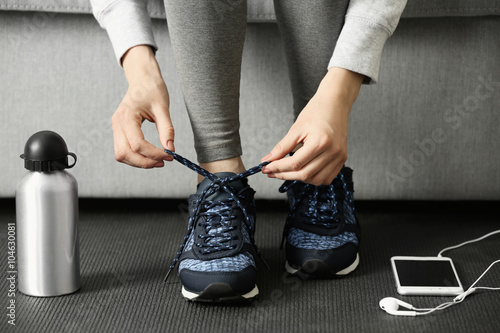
top-left (437, 229), bottom-right (500, 257)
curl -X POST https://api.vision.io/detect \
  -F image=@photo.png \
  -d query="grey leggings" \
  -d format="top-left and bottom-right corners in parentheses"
top-left (164, 0), bottom-right (349, 163)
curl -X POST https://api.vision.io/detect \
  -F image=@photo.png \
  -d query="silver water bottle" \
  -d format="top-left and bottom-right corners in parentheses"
top-left (16, 130), bottom-right (80, 297)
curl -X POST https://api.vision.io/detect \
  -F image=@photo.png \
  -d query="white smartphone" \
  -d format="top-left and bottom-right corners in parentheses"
top-left (391, 256), bottom-right (464, 296)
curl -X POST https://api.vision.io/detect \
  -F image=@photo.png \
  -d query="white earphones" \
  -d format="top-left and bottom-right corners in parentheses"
top-left (379, 297), bottom-right (417, 316)
top-left (379, 288), bottom-right (481, 316)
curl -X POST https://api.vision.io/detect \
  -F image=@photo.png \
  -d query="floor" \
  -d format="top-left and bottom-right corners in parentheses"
top-left (1, 199), bottom-right (499, 333)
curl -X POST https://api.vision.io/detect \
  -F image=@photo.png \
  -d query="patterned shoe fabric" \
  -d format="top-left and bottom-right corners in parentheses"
top-left (164, 150), bottom-right (268, 302)
top-left (279, 166), bottom-right (360, 279)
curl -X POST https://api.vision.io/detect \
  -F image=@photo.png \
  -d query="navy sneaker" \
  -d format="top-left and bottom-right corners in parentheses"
top-left (179, 173), bottom-right (259, 301)
top-left (163, 150), bottom-right (269, 302)
top-left (279, 166), bottom-right (360, 278)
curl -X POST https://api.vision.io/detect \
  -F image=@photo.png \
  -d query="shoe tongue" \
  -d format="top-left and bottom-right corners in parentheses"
top-left (303, 184), bottom-right (337, 211)
top-left (196, 172), bottom-right (248, 200)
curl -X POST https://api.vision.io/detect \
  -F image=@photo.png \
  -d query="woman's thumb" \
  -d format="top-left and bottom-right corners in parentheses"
top-left (155, 108), bottom-right (175, 152)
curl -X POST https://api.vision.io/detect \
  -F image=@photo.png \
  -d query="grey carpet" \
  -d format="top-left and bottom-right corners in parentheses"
top-left (1, 199), bottom-right (499, 333)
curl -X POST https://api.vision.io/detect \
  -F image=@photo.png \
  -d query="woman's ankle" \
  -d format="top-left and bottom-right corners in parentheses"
top-left (198, 157), bottom-right (245, 183)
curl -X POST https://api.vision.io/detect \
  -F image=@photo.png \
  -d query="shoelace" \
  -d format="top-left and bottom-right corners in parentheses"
top-left (196, 200), bottom-right (239, 254)
top-left (278, 172), bottom-right (352, 249)
top-left (163, 149), bottom-right (270, 281)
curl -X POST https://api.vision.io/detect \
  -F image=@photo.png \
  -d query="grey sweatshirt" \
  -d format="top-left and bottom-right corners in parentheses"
top-left (90, 0), bottom-right (407, 83)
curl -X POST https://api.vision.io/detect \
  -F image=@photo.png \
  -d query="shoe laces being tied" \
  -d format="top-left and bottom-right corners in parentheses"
top-left (195, 199), bottom-right (239, 255)
top-left (278, 172), bottom-right (354, 249)
top-left (163, 149), bottom-right (270, 281)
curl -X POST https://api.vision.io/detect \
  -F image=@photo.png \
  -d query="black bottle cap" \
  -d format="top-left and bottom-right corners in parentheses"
top-left (20, 130), bottom-right (77, 171)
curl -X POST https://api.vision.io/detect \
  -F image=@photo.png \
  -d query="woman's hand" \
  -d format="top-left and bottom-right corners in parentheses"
top-left (261, 67), bottom-right (364, 185)
top-left (111, 45), bottom-right (175, 168)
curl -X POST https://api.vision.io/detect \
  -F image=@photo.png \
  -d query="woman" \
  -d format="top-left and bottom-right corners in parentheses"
top-left (91, 0), bottom-right (407, 302)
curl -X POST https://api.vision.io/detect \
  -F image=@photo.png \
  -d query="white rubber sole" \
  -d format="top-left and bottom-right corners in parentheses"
top-left (337, 253), bottom-right (360, 275)
top-left (181, 284), bottom-right (259, 302)
top-left (285, 253), bottom-right (360, 276)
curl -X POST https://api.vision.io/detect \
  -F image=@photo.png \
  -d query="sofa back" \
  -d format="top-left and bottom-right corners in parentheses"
top-left (1, 0), bottom-right (499, 20)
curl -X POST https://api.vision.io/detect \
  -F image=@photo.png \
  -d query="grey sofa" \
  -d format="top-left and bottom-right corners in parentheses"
top-left (1, 0), bottom-right (499, 199)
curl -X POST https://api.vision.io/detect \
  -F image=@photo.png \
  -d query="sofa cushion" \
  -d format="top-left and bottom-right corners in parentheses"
top-left (1, 11), bottom-right (499, 199)
top-left (1, 0), bottom-right (499, 21)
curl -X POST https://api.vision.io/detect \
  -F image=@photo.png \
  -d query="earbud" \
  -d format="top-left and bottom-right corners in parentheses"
top-left (379, 297), bottom-right (417, 316)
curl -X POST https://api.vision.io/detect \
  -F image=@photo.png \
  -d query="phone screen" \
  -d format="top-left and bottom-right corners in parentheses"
top-left (393, 259), bottom-right (460, 287)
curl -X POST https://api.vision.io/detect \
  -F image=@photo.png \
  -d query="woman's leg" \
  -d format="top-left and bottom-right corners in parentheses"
top-left (163, 0), bottom-right (247, 177)
top-left (273, 0), bottom-right (349, 117)
top-left (272, 1), bottom-right (362, 279)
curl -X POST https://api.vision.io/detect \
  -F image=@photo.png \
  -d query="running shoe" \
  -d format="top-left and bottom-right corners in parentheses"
top-left (280, 166), bottom-right (360, 278)
top-left (164, 150), bottom-right (268, 302)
